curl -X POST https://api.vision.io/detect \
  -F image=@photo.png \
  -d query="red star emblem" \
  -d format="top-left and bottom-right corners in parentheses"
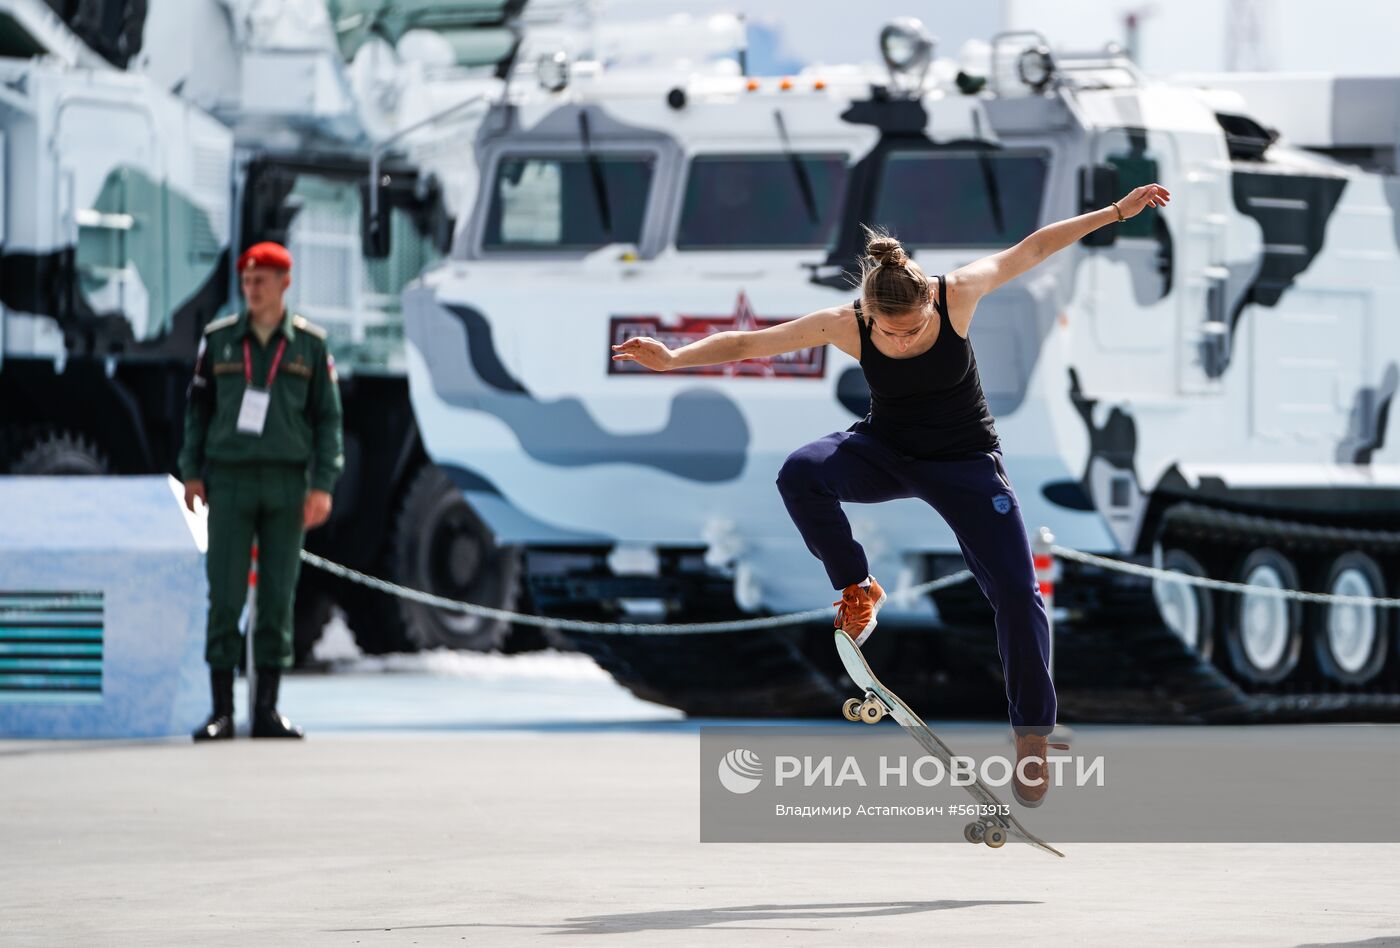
top-left (723, 291), bottom-right (776, 378)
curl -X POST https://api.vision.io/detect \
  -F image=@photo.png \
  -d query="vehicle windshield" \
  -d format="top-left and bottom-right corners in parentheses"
top-left (873, 149), bottom-right (1049, 247)
top-left (676, 153), bottom-right (849, 249)
top-left (482, 154), bottom-right (654, 251)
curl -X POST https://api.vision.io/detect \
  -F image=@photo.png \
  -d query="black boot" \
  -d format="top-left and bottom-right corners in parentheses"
top-left (251, 668), bottom-right (304, 739)
top-left (192, 668), bottom-right (235, 742)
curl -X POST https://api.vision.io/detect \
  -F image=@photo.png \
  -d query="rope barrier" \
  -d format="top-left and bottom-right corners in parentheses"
top-left (300, 550), bottom-right (973, 634)
top-left (1052, 545), bottom-right (1400, 608)
top-left (298, 528), bottom-right (1400, 637)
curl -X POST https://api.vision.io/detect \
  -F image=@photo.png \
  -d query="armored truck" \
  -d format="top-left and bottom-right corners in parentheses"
top-left (400, 21), bottom-right (1400, 716)
top-left (0, 0), bottom-right (524, 656)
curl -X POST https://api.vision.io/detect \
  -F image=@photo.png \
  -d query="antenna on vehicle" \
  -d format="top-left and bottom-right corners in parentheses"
top-left (773, 110), bottom-right (820, 225)
top-left (578, 109), bottom-right (613, 238)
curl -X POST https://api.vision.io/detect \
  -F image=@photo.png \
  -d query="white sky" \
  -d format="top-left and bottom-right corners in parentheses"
top-left (606, 0), bottom-right (1400, 75)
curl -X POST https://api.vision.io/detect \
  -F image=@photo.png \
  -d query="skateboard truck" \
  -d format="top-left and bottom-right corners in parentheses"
top-left (841, 689), bottom-right (890, 724)
top-left (963, 819), bottom-right (1007, 848)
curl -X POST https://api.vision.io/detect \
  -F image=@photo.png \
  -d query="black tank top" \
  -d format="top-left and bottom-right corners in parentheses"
top-left (851, 274), bottom-right (1000, 460)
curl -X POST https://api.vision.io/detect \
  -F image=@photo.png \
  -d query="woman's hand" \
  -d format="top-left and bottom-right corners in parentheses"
top-left (1116, 183), bottom-right (1171, 220)
top-left (611, 337), bottom-right (677, 372)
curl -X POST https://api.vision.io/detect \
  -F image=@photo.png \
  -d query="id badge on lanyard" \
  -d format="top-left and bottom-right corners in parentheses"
top-left (237, 336), bottom-right (286, 437)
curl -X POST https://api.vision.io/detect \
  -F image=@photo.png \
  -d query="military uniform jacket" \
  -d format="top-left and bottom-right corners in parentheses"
top-left (178, 310), bottom-right (345, 493)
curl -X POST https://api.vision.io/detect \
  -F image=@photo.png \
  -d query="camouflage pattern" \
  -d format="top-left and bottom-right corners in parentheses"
top-left (0, 55), bottom-right (232, 361)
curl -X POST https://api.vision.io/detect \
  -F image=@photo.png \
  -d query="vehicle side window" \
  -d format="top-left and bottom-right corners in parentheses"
top-left (280, 174), bottom-right (443, 368)
top-left (482, 154), bottom-right (654, 250)
top-left (1104, 152), bottom-right (1160, 238)
top-left (676, 153), bottom-right (848, 249)
top-left (873, 150), bottom-right (1048, 247)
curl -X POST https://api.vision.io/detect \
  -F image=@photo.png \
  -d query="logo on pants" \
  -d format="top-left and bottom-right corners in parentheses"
top-left (992, 494), bottom-right (1012, 515)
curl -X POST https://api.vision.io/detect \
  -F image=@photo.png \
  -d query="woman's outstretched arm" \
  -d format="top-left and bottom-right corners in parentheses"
top-left (948, 183), bottom-right (1171, 324)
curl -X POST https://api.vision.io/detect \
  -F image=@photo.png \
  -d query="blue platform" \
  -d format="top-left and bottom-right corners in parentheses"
top-left (0, 476), bottom-right (207, 738)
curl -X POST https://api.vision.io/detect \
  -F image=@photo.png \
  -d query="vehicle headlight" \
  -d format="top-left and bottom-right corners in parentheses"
top-left (1016, 45), bottom-right (1055, 92)
top-left (537, 50), bottom-right (570, 93)
top-left (879, 18), bottom-right (934, 76)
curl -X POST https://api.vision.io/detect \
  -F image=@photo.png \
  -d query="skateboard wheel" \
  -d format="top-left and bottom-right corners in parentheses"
top-left (859, 699), bottom-right (883, 723)
top-left (964, 822), bottom-right (984, 844)
top-left (842, 698), bottom-right (862, 722)
top-left (984, 826), bottom-right (1007, 848)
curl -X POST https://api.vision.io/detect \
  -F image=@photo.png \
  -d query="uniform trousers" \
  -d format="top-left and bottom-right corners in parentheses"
top-left (204, 462), bottom-right (307, 670)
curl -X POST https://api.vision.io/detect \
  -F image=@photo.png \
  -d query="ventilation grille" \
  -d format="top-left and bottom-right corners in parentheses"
top-left (0, 592), bottom-right (104, 703)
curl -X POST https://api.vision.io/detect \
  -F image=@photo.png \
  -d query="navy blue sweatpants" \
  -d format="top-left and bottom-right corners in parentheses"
top-left (776, 422), bottom-right (1057, 735)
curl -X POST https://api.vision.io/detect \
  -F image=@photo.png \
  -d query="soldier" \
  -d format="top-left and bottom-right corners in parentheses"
top-left (179, 241), bottom-right (344, 742)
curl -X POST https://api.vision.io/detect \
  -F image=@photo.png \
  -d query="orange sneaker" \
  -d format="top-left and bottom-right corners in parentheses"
top-left (1012, 733), bottom-right (1070, 808)
top-left (833, 576), bottom-right (886, 646)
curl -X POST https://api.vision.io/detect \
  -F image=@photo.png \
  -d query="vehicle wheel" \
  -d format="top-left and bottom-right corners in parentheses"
top-left (984, 825), bottom-right (1007, 848)
top-left (1223, 547), bottom-right (1303, 684)
top-left (842, 697), bottom-right (862, 722)
top-left (340, 592), bottom-right (414, 655)
top-left (10, 430), bottom-right (108, 475)
top-left (1312, 551), bottom-right (1389, 686)
top-left (964, 822), bottom-right (985, 844)
top-left (385, 464), bottom-right (523, 651)
top-left (1152, 547), bottom-right (1216, 661)
top-left (292, 586), bottom-right (336, 666)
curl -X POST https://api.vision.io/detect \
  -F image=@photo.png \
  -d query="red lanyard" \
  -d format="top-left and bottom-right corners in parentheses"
top-left (243, 336), bottom-right (288, 390)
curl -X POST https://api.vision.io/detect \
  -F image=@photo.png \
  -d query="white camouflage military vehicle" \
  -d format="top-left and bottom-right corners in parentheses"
top-left (400, 16), bottom-right (1400, 718)
top-left (0, 0), bottom-right (545, 657)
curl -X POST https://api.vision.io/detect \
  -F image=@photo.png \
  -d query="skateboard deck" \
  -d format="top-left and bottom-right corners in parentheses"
top-left (834, 629), bottom-right (1065, 857)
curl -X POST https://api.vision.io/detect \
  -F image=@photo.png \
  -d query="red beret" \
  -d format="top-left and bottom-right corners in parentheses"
top-left (237, 242), bottom-right (292, 273)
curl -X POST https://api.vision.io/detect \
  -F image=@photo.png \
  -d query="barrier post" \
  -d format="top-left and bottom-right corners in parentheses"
top-left (1033, 526), bottom-right (1055, 679)
top-left (1034, 526), bottom-right (1072, 744)
top-left (244, 542), bottom-right (258, 731)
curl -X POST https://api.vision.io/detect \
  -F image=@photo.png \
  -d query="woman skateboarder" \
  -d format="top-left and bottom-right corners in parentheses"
top-left (612, 183), bottom-right (1170, 805)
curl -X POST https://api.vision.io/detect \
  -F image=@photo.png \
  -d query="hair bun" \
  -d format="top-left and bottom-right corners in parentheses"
top-left (866, 235), bottom-right (908, 268)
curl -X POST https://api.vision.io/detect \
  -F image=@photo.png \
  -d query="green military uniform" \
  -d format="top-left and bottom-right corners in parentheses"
top-left (178, 309), bottom-right (344, 671)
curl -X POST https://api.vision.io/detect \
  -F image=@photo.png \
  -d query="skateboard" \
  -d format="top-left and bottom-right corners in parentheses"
top-left (834, 629), bottom-right (1065, 857)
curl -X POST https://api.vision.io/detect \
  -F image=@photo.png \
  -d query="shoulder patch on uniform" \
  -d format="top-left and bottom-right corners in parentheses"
top-left (292, 314), bottom-right (327, 340)
top-left (203, 314), bottom-right (240, 335)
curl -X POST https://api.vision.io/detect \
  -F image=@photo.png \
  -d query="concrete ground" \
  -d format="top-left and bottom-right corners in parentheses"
top-left (2, 654), bottom-right (1399, 947)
